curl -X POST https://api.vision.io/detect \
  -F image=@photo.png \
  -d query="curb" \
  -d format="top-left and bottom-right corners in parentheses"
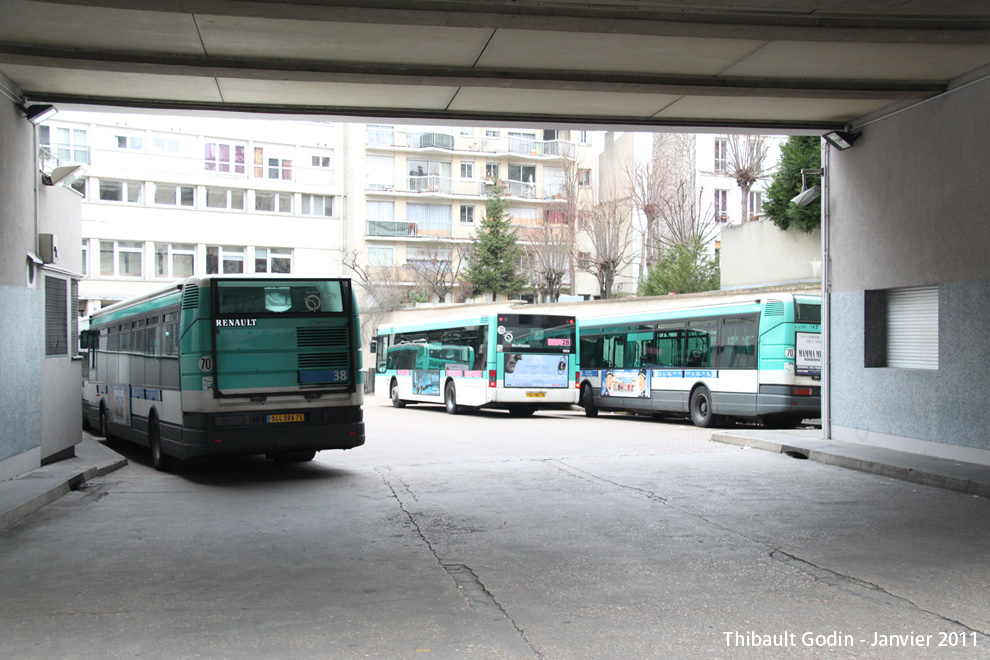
top-left (712, 431), bottom-right (990, 498)
top-left (0, 439), bottom-right (128, 531)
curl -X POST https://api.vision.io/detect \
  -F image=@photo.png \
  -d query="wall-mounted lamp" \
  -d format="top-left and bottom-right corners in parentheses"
top-left (791, 168), bottom-right (823, 207)
top-left (22, 104), bottom-right (58, 125)
top-left (822, 130), bottom-right (858, 150)
top-left (42, 164), bottom-right (87, 187)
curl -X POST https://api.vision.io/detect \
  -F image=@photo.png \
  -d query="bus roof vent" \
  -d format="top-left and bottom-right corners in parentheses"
top-left (181, 286), bottom-right (200, 310)
top-left (764, 299), bottom-right (785, 316)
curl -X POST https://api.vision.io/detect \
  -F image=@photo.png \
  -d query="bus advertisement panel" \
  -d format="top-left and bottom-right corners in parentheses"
top-left (81, 276), bottom-right (365, 471)
top-left (374, 309), bottom-right (579, 416)
top-left (577, 293), bottom-right (821, 428)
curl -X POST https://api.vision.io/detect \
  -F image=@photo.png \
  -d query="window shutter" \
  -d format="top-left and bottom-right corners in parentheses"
top-left (45, 276), bottom-right (68, 356)
top-left (887, 286), bottom-right (938, 369)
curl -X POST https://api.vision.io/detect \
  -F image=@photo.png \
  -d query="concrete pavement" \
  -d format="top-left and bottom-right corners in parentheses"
top-left (2, 421), bottom-right (989, 532)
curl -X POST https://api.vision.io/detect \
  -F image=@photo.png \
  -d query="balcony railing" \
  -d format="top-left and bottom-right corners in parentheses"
top-left (542, 140), bottom-right (576, 159)
top-left (367, 220), bottom-right (452, 238)
top-left (39, 144), bottom-right (91, 168)
top-left (406, 132), bottom-right (455, 150)
top-left (407, 175), bottom-right (452, 194)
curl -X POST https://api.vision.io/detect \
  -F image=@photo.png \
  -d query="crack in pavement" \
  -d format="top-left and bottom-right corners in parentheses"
top-left (376, 468), bottom-right (543, 659)
top-left (550, 459), bottom-right (990, 641)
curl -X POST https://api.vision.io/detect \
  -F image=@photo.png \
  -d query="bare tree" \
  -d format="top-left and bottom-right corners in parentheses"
top-left (722, 134), bottom-right (773, 222)
top-left (656, 180), bottom-right (720, 249)
top-left (627, 133), bottom-right (696, 274)
top-left (407, 243), bottom-right (467, 303)
top-left (578, 196), bottom-right (634, 300)
top-left (342, 249), bottom-right (408, 345)
top-left (521, 220), bottom-right (574, 303)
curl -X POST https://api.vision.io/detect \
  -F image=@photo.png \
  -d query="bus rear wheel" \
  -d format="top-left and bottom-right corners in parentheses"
top-left (390, 379), bottom-right (405, 408)
top-left (149, 414), bottom-right (176, 472)
top-left (582, 384), bottom-right (598, 418)
top-left (444, 382), bottom-right (459, 415)
top-left (689, 386), bottom-right (715, 428)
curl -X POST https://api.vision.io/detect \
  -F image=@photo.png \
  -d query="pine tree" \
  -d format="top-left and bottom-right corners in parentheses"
top-left (638, 238), bottom-right (720, 296)
top-left (763, 136), bottom-right (822, 233)
top-left (464, 183), bottom-right (528, 299)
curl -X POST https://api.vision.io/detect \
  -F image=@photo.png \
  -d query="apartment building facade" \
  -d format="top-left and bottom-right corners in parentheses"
top-left (343, 123), bottom-right (602, 302)
top-left (39, 111), bottom-right (346, 317)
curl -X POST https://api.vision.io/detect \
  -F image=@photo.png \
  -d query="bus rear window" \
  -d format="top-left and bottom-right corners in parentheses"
top-left (216, 280), bottom-right (346, 315)
top-left (498, 314), bottom-right (575, 353)
top-left (795, 302), bottom-right (821, 324)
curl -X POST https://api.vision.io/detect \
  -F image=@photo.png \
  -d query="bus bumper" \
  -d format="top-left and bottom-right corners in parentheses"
top-left (168, 406), bottom-right (365, 460)
top-left (756, 385), bottom-right (821, 418)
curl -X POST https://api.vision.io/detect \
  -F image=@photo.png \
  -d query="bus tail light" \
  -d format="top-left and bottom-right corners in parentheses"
top-left (489, 370), bottom-right (497, 388)
top-left (792, 387), bottom-right (813, 396)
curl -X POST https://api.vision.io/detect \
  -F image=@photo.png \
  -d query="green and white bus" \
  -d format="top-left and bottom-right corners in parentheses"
top-left (577, 293), bottom-right (821, 428)
top-left (81, 275), bottom-right (365, 470)
top-left (373, 311), bottom-right (579, 416)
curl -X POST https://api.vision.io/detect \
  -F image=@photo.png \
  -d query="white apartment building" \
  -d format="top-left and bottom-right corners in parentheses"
top-left (42, 113), bottom-right (604, 316)
top-left (342, 123), bottom-right (602, 302)
top-left (39, 111), bottom-right (346, 317)
top-left (697, 133), bottom-right (785, 230)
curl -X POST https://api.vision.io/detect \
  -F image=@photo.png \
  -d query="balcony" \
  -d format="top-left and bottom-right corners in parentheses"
top-left (367, 220), bottom-right (452, 239)
top-left (407, 175), bottom-right (452, 194)
top-left (406, 132), bottom-right (455, 150)
top-left (39, 144), bottom-right (91, 169)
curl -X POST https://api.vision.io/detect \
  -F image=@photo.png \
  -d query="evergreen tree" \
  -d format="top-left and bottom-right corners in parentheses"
top-left (465, 183), bottom-right (528, 299)
top-left (638, 238), bottom-right (719, 296)
top-left (763, 136), bottom-right (822, 233)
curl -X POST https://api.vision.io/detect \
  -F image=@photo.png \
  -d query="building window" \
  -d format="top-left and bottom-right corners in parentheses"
top-left (367, 200), bottom-right (395, 221)
top-left (255, 247), bottom-right (292, 274)
top-left (206, 187), bottom-right (245, 210)
top-left (460, 205), bottom-right (475, 223)
top-left (748, 191), bottom-right (762, 221)
top-left (152, 135), bottom-right (180, 154)
top-left (367, 124), bottom-right (394, 145)
top-left (154, 183), bottom-right (195, 207)
top-left (485, 128), bottom-right (500, 138)
top-left (544, 209), bottom-right (566, 224)
top-left (40, 126), bottom-right (89, 164)
top-left (99, 180), bottom-right (143, 204)
top-left (81, 239), bottom-right (89, 277)
top-left (311, 155), bottom-right (332, 168)
top-left (714, 138), bottom-right (729, 172)
top-left (459, 127), bottom-right (474, 136)
top-left (486, 163), bottom-right (499, 180)
top-left (579, 131), bottom-right (591, 145)
top-left (115, 135), bottom-right (143, 150)
top-left (367, 155), bottom-right (395, 191)
top-left (254, 147), bottom-right (292, 180)
top-left (207, 245), bottom-right (244, 274)
top-left (715, 189), bottom-right (729, 222)
top-left (578, 251), bottom-right (592, 269)
top-left (155, 243), bottom-right (196, 279)
top-left (255, 191), bottom-right (293, 214)
top-left (408, 159), bottom-right (451, 193)
top-left (865, 286), bottom-right (939, 370)
top-left (367, 246), bottom-right (394, 266)
top-left (460, 162), bottom-right (474, 179)
top-left (205, 141), bottom-right (246, 174)
top-left (100, 240), bottom-right (143, 278)
top-left (45, 276), bottom-right (68, 356)
top-left (578, 169), bottom-right (591, 187)
top-left (301, 194), bottom-right (333, 217)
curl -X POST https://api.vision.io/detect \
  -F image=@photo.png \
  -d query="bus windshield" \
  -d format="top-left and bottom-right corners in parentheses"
top-left (215, 279), bottom-right (347, 315)
top-left (497, 314), bottom-right (575, 353)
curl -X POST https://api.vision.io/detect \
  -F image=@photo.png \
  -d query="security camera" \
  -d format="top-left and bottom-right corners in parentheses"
top-left (791, 185), bottom-right (821, 208)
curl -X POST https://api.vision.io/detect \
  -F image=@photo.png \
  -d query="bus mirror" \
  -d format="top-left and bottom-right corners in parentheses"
top-left (369, 337), bottom-right (378, 354)
top-left (79, 332), bottom-right (91, 349)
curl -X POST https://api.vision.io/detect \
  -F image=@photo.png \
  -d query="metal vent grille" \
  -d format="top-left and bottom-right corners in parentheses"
top-left (297, 327), bottom-right (348, 347)
top-left (298, 353), bottom-right (349, 368)
top-left (181, 286), bottom-right (200, 310)
top-left (764, 300), bottom-right (785, 316)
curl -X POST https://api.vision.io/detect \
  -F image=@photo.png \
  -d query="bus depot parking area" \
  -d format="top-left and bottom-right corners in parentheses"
top-left (1, 398), bottom-right (989, 658)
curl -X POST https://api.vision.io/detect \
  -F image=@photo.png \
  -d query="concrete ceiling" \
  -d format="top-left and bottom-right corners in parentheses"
top-left (3, 1), bottom-right (990, 131)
